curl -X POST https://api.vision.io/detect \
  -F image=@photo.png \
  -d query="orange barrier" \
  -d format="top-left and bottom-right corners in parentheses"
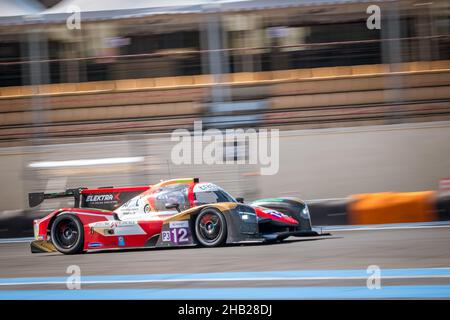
top-left (348, 191), bottom-right (437, 225)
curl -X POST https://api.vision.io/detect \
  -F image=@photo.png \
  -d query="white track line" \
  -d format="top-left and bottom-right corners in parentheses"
top-left (0, 237), bottom-right (34, 244)
top-left (3, 275), bottom-right (450, 287)
top-left (317, 223), bottom-right (450, 232)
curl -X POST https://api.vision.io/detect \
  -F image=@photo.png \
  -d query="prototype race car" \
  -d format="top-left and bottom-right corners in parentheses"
top-left (29, 178), bottom-right (323, 254)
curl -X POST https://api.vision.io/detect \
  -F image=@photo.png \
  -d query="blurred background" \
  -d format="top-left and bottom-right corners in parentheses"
top-left (0, 0), bottom-right (449, 237)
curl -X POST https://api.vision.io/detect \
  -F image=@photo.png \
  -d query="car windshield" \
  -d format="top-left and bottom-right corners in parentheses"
top-left (194, 188), bottom-right (236, 205)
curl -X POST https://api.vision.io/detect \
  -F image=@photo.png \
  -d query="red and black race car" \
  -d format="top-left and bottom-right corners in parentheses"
top-left (29, 178), bottom-right (324, 254)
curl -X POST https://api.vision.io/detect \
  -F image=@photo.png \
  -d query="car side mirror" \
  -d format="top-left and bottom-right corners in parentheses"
top-left (165, 202), bottom-right (180, 212)
top-left (236, 197), bottom-right (244, 203)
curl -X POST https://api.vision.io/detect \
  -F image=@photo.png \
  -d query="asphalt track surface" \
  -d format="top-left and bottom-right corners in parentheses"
top-left (1, 225), bottom-right (450, 299)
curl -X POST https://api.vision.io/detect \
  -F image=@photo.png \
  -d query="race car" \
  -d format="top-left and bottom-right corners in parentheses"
top-left (29, 178), bottom-right (324, 254)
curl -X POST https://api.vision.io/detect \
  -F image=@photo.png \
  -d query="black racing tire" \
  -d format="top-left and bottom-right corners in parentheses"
top-left (50, 213), bottom-right (84, 254)
top-left (194, 208), bottom-right (227, 247)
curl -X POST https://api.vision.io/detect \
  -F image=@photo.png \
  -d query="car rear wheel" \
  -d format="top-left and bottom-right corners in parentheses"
top-left (195, 208), bottom-right (227, 247)
top-left (51, 213), bottom-right (84, 254)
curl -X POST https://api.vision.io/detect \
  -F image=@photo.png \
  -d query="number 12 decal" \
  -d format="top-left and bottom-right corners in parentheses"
top-left (170, 227), bottom-right (189, 244)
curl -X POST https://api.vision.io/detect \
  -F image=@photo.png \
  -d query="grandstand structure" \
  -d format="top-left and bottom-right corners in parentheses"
top-left (0, 0), bottom-right (449, 145)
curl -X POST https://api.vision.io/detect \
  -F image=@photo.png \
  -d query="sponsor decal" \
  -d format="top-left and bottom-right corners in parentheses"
top-left (93, 220), bottom-right (137, 228)
top-left (169, 220), bottom-right (189, 229)
top-left (87, 242), bottom-right (102, 248)
top-left (162, 221), bottom-right (191, 244)
top-left (262, 208), bottom-right (284, 218)
top-left (118, 236), bottom-right (125, 246)
top-left (193, 183), bottom-right (220, 193)
top-left (89, 220), bottom-right (146, 236)
top-left (86, 194), bottom-right (114, 202)
top-left (162, 231), bottom-right (171, 242)
top-left (115, 195), bottom-right (147, 216)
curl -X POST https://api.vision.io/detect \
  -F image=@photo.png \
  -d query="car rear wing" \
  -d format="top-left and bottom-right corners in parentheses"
top-left (28, 188), bottom-right (85, 208)
top-left (28, 186), bottom-right (151, 210)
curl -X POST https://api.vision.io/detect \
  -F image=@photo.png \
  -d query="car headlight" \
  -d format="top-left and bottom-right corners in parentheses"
top-left (235, 205), bottom-right (257, 222)
top-left (239, 213), bottom-right (250, 220)
top-left (301, 205), bottom-right (310, 219)
top-left (238, 211), bottom-right (256, 220)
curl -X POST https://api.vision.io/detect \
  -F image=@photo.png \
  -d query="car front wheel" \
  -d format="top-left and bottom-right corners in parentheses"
top-left (194, 208), bottom-right (227, 247)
